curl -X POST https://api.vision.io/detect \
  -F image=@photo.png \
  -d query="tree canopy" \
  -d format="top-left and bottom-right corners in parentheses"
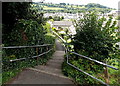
top-left (71, 12), bottom-right (120, 61)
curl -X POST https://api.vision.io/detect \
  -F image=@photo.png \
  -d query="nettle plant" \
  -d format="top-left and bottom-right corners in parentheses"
top-left (72, 12), bottom-right (120, 61)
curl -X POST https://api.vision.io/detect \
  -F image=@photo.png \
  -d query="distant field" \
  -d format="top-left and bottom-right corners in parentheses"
top-left (67, 5), bottom-right (85, 8)
top-left (77, 6), bottom-right (85, 8)
top-left (43, 7), bottom-right (64, 10)
top-left (43, 6), bottom-right (85, 10)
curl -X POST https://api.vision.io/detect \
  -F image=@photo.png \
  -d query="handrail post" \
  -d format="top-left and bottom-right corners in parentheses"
top-left (36, 47), bottom-right (39, 65)
top-left (104, 60), bottom-right (109, 84)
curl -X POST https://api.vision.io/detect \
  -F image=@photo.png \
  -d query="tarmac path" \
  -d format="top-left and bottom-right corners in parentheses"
top-left (9, 40), bottom-right (75, 85)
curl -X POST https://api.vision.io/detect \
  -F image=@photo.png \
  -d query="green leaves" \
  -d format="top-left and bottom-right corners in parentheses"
top-left (63, 12), bottom-right (120, 85)
top-left (72, 12), bottom-right (119, 61)
top-left (2, 2), bottom-right (56, 84)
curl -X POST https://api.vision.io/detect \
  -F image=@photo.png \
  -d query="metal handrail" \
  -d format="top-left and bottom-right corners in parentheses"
top-left (53, 31), bottom-right (118, 86)
top-left (67, 62), bottom-right (108, 85)
top-left (52, 31), bottom-right (66, 43)
top-left (3, 44), bottom-right (54, 62)
top-left (68, 50), bottom-right (118, 70)
top-left (9, 48), bottom-right (53, 62)
top-left (2, 44), bottom-right (53, 49)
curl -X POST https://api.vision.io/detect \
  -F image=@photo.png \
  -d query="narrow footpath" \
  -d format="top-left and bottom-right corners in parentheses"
top-left (9, 40), bottom-right (75, 85)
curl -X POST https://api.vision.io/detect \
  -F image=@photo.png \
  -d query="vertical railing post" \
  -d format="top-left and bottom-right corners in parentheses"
top-left (65, 43), bottom-right (69, 63)
top-left (104, 60), bottom-right (109, 84)
top-left (36, 47), bottom-right (39, 65)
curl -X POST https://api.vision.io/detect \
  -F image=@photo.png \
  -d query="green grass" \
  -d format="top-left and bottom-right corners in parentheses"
top-left (2, 69), bottom-right (22, 84)
top-left (43, 7), bottom-right (64, 10)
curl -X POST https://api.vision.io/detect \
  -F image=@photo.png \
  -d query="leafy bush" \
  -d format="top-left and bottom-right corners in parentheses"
top-left (62, 12), bottom-right (120, 85)
top-left (9, 19), bottom-right (45, 46)
top-left (44, 33), bottom-right (55, 44)
top-left (52, 16), bottom-right (64, 21)
top-left (72, 12), bottom-right (119, 61)
top-left (2, 2), bottom-right (56, 84)
top-left (116, 16), bottom-right (120, 20)
top-left (43, 23), bottom-right (51, 33)
top-left (2, 20), bottom-right (55, 83)
top-left (62, 61), bottom-right (102, 85)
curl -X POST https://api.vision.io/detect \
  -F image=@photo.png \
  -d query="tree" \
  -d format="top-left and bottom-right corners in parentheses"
top-left (61, 16), bottom-right (64, 20)
top-left (60, 3), bottom-right (66, 5)
top-left (53, 16), bottom-right (63, 21)
top-left (2, 2), bottom-right (31, 46)
top-left (85, 3), bottom-right (107, 8)
top-left (2, 2), bottom-right (46, 46)
top-left (49, 16), bottom-right (53, 19)
top-left (71, 12), bottom-right (120, 61)
top-left (2, 2), bottom-right (31, 33)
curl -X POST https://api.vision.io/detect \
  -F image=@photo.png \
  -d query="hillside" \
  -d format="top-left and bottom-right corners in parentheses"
top-left (32, 2), bottom-right (115, 13)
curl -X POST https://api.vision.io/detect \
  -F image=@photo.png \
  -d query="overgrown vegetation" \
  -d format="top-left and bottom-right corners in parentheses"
top-left (2, 2), bottom-right (55, 84)
top-left (73, 12), bottom-right (119, 61)
top-left (116, 16), bottom-right (120, 20)
top-left (48, 16), bottom-right (64, 21)
top-left (62, 12), bottom-right (120, 85)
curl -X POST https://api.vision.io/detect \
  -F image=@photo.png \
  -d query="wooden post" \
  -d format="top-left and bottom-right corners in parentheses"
top-left (104, 60), bottom-right (109, 84)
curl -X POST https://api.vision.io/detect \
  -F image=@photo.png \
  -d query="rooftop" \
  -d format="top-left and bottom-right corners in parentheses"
top-left (52, 21), bottom-right (73, 27)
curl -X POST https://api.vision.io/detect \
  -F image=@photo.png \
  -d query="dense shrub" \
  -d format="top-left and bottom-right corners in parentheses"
top-left (44, 33), bottom-right (55, 44)
top-left (116, 16), bottom-right (120, 20)
top-left (62, 12), bottom-right (120, 85)
top-left (2, 2), bottom-right (55, 84)
top-left (72, 12), bottom-right (119, 61)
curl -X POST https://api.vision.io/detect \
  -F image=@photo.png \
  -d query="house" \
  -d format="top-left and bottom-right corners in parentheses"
top-left (52, 21), bottom-right (76, 35)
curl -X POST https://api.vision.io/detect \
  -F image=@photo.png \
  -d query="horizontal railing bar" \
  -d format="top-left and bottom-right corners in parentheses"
top-left (10, 58), bottom-right (26, 62)
top-left (67, 62), bottom-right (109, 86)
top-left (52, 31), bottom-right (66, 43)
top-left (68, 51), bottom-right (118, 70)
top-left (10, 48), bottom-right (53, 62)
top-left (30, 48), bottom-right (53, 59)
top-left (2, 44), bottom-right (53, 49)
top-left (66, 51), bottom-right (109, 86)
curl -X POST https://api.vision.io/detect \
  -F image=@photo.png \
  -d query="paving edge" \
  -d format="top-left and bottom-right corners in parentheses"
top-left (28, 68), bottom-right (78, 85)
top-left (28, 68), bottom-right (71, 80)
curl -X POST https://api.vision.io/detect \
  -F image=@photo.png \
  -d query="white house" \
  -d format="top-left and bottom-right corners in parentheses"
top-left (52, 21), bottom-right (76, 35)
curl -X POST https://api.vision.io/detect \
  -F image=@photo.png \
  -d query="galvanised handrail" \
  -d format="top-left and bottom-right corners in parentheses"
top-left (2, 44), bottom-right (54, 62)
top-left (68, 50), bottom-right (118, 70)
top-left (2, 44), bottom-right (53, 49)
top-left (9, 48), bottom-right (53, 62)
top-left (53, 31), bottom-right (118, 86)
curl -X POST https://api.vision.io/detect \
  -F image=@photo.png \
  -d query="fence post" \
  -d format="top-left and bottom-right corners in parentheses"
top-left (104, 60), bottom-right (109, 84)
top-left (36, 47), bottom-right (39, 65)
